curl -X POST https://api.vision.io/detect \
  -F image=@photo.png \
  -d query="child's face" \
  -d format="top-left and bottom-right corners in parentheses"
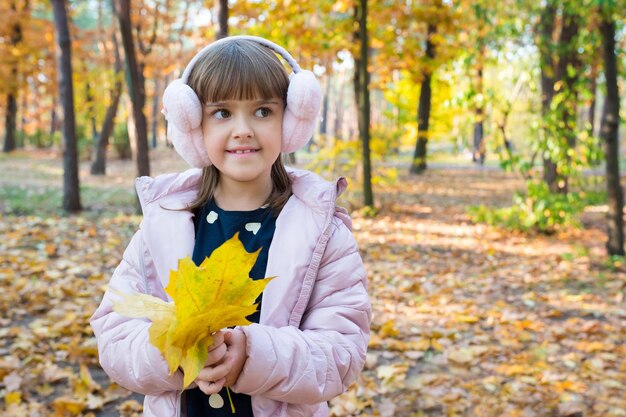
top-left (202, 98), bottom-right (284, 188)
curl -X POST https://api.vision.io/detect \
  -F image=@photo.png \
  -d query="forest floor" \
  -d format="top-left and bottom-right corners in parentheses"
top-left (1, 148), bottom-right (625, 417)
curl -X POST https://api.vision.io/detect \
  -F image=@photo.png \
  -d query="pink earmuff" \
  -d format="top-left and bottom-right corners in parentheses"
top-left (162, 36), bottom-right (322, 168)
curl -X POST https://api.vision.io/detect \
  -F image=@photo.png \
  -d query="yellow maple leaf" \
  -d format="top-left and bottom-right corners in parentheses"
top-left (113, 233), bottom-right (274, 388)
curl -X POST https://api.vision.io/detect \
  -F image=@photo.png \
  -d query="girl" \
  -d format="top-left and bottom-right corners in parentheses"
top-left (90, 36), bottom-right (371, 417)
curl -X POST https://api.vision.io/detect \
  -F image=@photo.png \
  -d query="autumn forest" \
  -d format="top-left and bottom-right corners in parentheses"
top-left (1, 0), bottom-right (626, 416)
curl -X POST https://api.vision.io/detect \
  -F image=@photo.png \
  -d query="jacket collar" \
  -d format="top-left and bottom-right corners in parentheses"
top-left (135, 167), bottom-right (347, 216)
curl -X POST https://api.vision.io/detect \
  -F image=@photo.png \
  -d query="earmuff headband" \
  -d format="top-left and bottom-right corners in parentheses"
top-left (180, 35), bottom-right (302, 83)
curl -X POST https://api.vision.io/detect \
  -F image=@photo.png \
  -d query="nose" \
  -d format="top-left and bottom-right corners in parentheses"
top-left (232, 115), bottom-right (253, 139)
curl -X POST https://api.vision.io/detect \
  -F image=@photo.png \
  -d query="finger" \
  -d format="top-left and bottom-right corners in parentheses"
top-left (197, 361), bottom-right (233, 382)
top-left (208, 331), bottom-right (225, 351)
top-left (197, 378), bottom-right (226, 395)
top-left (204, 342), bottom-right (227, 366)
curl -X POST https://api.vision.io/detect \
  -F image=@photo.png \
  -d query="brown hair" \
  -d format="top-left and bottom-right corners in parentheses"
top-left (185, 39), bottom-right (292, 215)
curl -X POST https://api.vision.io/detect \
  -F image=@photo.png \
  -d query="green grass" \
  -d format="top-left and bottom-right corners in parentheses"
top-left (0, 184), bottom-right (137, 216)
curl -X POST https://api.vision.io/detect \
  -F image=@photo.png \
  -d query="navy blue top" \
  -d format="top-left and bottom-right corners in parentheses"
top-left (185, 199), bottom-right (277, 416)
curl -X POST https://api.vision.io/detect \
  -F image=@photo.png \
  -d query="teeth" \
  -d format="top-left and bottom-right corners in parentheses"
top-left (233, 150), bottom-right (254, 154)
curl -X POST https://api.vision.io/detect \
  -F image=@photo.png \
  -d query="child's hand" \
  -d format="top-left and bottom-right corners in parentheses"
top-left (194, 331), bottom-right (232, 395)
top-left (223, 328), bottom-right (247, 387)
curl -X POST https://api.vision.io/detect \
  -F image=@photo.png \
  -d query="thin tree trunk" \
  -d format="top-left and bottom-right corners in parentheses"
top-left (91, 28), bottom-right (123, 175)
top-left (313, 74), bottom-right (332, 151)
top-left (216, 0), bottom-right (228, 40)
top-left (126, 93), bottom-right (137, 157)
top-left (114, 0), bottom-right (150, 177)
top-left (354, 0), bottom-right (373, 208)
top-left (86, 82), bottom-right (98, 141)
top-left (163, 73), bottom-right (173, 148)
top-left (472, 52), bottom-right (485, 165)
top-left (151, 77), bottom-right (160, 148)
top-left (410, 23), bottom-right (436, 175)
top-left (3, 94), bottom-right (17, 152)
top-left (411, 73), bottom-right (432, 174)
top-left (320, 76), bottom-right (330, 136)
top-left (600, 14), bottom-right (624, 256)
top-left (473, 115), bottom-right (484, 164)
top-left (52, 0), bottom-right (81, 212)
top-left (588, 65), bottom-right (597, 138)
top-left (538, 2), bottom-right (558, 192)
top-left (553, 7), bottom-right (581, 194)
top-left (3, 1), bottom-right (22, 153)
top-left (50, 97), bottom-right (59, 137)
top-left (91, 82), bottom-right (121, 175)
top-left (498, 76), bottom-right (523, 165)
top-left (498, 115), bottom-right (513, 155)
top-left (334, 70), bottom-right (345, 140)
top-left (19, 89), bottom-right (27, 141)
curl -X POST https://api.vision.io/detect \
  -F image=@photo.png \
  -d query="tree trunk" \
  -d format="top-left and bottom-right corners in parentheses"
top-left (552, 7), bottom-right (581, 194)
top-left (52, 0), bottom-right (81, 213)
top-left (334, 70), bottom-right (345, 140)
top-left (86, 82), bottom-right (98, 141)
top-left (114, 0), bottom-right (150, 177)
top-left (472, 51), bottom-right (485, 165)
top-left (151, 77), bottom-right (160, 148)
top-left (410, 23), bottom-right (436, 175)
top-left (3, 94), bottom-right (17, 152)
top-left (91, 81), bottom-right (121, 175)
top-left (319, 76), bottom-right (330, 136)
top-left (538, 3), bottom-right (581, 194)
top-left (473, 116), bottom-right (484, 165)
top-left (354, 0), bottom-right (373, 208)
top-left (313, 75), bottom-right (332, 152)
top-left (411, 74), bottom-right (432, 174)
top-left (50, 96), bottom-right (59, 137)
top-left (3, 1), bottom-right (22, 153)
top-left (537, 2), bottom-right (558, 192)
top-left (588, 65), bottom-right (597, 138)
top-left (163, 73), bottom-right (173, 148)
top-left (91, 28), bottom-right (123, 175)
top-left (216, 0), bottom-right (228, 40)
top-left (600, 14), bottom-right (624, 256)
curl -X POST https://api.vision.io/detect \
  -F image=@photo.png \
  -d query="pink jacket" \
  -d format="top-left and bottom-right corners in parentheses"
top-left (90, 168), bottom-right (371, 417)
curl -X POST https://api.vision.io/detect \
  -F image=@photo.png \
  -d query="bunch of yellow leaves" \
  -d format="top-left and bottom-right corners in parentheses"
top-left (113, 233), bottom-right (273, 388)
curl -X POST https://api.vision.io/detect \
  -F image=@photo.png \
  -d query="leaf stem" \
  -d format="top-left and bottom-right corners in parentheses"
top-left (226, 387), bottom-right (235, 413)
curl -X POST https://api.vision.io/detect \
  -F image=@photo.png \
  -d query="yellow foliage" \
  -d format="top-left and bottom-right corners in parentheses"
top-left (52, 397), bottom-right (86, 416)
top-left (113, 233), bottom-right (273, 388)
top-left (495, 364), bottom-right (530, 376)
top-left (4, 392), bottom-right (21, 406)
top-left (379, 319), bottom-right (399, 338)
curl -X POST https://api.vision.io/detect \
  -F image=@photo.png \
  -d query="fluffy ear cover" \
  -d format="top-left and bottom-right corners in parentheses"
top-left (163, 79), bottom-right (202, 131)
top-left (166, 121), bottom-right (211, 168)
top-left (282, 70), bottom-right (322, 153)
top-left (162, 79), bottom-right (211, 168)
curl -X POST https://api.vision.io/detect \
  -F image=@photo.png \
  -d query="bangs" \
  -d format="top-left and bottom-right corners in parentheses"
top-left (188, 41), bottom-right (290, 104)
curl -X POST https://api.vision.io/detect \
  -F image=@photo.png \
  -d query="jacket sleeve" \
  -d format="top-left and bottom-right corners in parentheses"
top-left (232, 218), bottom-right (371, 403)
top-left (90, 230), bottom-right (185, 396)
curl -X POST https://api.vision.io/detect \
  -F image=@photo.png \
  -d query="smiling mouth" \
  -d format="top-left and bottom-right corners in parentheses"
top-left (228, 149), bottom-right (258, 154)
